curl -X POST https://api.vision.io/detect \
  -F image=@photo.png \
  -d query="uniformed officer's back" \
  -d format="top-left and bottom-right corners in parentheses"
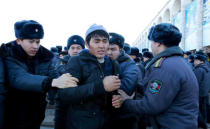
top-left (121, 23), bottom-right (199, 129)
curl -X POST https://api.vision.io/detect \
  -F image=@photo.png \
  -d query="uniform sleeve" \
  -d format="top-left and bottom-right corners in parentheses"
top-left (5, 57), bottom-right (48, 93)
top-left (123, 67), bottom-right (181, 116)
top-left (58, 56), bottom-right (106, 104)
top-left (120, 61), bottom-right (139, 95)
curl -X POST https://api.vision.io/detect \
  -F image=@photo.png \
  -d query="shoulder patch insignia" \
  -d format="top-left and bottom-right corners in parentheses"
top-left (149, 80), bottom-right (162, 94)
top-left (154, 57), bottom-right (165, 68)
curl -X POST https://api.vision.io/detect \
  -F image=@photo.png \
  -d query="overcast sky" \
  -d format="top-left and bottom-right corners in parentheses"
top-left (0, 0), bottom-right (169, 49)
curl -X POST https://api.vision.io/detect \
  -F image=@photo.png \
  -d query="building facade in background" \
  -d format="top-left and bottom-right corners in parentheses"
top-left (134, 0), bottom-right (210, 51)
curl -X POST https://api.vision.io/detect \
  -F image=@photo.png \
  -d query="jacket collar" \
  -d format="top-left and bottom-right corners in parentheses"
top-left (145, 46), bottom-right (183, 70)
top-left (1, 40), bottom-right (54, 63)
top-left (117, 50), bottom-right (131, 63)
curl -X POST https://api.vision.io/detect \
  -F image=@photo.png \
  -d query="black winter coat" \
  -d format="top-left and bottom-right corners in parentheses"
top-left (57, 50), bottom-right (118, 129)
top-left (194, 63), bottom-right (210, 97)
top-left (0, 57), bottom-right (6, 129)
top-left (2, 41), bottom-right (58, 129)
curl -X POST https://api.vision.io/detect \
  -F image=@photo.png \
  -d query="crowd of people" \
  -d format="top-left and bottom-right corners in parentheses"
top-left (0, 20), bottom-right (210, 129)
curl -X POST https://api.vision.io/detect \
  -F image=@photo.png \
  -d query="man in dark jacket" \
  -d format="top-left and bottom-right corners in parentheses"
top-left (142, 51), bottom-right (153, 67)
top-left (2, 20), bottom-right (75, 129)
top-left (121, 23), bottom-right (199, 129)
top-left (54, 35), bottom-right (85, 129)
top-left (0, 56), bottom-right (6, 129)
top-left (107, 32), bottom-right (139, 96)
top-left (55, 24), bottom-right (121, 129)
top-left (107, 32), bottom-right (142, 129)
top-left (193, 51), bottom-right (210, 129)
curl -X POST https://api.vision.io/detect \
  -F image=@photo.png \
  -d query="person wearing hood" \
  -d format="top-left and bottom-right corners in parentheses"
top-left (193, 51), bottom-right (210, 129)
top-left (120, 23), bottom-right (199, 129)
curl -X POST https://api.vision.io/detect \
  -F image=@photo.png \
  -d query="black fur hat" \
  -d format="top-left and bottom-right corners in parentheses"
top-left (184, 51), bottom-right (192, 56)
top-left (142, 48), bottom-right (149, 53)
top-left (143, 51), bottom-right (153, 59)
top-left (130, 47), bottom-right (139, 56)
top-left (148, 23), bottom-right (182, 47)
top-left (109, 33), bottom-right (125, 48)
top-left (67, 35), bottom-right (85, 49)
top-left (50, 47), bottom-right (58, 53)
top-left (14, 20), bottom-right (44, 39)
top-left (123, 43), bottom-right (131, 54)
top-left (194, 51), bottom-right (207, 62)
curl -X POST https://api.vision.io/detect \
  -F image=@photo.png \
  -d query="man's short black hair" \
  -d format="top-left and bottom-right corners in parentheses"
top-left (85, 30), bottom-right (109, 44)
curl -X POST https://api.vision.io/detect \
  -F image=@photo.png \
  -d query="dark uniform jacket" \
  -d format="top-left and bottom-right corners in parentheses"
top-left (123, 46), bottom-right (199, 129)
top-left (194, 63), bottom-right (210, 97)
top-left (117, 50), bottom-right (139, 95)
top-left (0, 57), bottom-right (6, 129)
top-left (1, 41), bottom-right (57, 129)
top-left (57, 50), bottom-right (118, 129)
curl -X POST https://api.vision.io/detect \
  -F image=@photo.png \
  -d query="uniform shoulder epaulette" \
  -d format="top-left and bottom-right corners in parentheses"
top-left (154, 57), bottom-right (165, 68)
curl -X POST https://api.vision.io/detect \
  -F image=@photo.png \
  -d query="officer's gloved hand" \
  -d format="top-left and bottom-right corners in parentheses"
top-left (52, 73), bottom-right (79, 89)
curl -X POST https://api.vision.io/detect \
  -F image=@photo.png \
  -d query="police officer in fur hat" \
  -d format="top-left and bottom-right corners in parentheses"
top-left (193, 51), bottom-right (210, 129)
top-left (61, 35), bottom-right (85, 64)
top-left (1, 20), bottom-right (77, 129)
top-left (120, 23), bottom-right (199, 129)
top-left (142, 51), bottom-right (153, 67)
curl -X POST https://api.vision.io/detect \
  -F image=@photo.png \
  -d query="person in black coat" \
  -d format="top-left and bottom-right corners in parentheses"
top-left (193, 52), bottom-right (210, 129)
top-left (2, 20), bottom-right (76, 129)
top-left (0, 56), bottom-right (6, 129)
top-left (54, 24), bottom-right (122, 129)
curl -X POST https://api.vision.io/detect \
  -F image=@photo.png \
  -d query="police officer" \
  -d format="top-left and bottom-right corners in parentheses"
top-left (1, 20), bottom-right (76, 129)
top-left (121, 23), bottom-right (199, 129)
top-left (193, 51), bottom-right (210, 129)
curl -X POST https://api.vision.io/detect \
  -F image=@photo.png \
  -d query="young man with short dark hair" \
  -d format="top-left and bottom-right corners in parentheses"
top-left (56, 24), bottom-right (122, 129)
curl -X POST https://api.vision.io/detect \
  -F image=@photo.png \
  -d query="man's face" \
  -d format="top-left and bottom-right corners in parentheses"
top-left (184, 54), bottom-right (188, 59)
top-left (143, 57), bottom-right (149, 62)
top-left (68, 44), bottom-right (83, 56)
top-left (86, 35), bottom-right (109, 59)
top-left (107, 44), bottom-right (121, 60)
top-left (194, 59), bottom-right (203, 66)
top-left (17, 39), bottom-right (40, 57)
top-left (130, 55), bottom-right (136, 60)
top-left (151, 41), bottom-right (159, 57)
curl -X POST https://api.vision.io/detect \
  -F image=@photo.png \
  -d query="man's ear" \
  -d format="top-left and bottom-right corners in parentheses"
top-left (157, 42), bottom-right (161, 47)
top-left (16, 39), bottom-right (22, 45)
top-left (85, 41), bottom-right (89, 49)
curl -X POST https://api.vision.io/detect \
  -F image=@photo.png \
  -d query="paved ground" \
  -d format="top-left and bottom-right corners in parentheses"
top-left (41, 104), bottom-right (210, 129)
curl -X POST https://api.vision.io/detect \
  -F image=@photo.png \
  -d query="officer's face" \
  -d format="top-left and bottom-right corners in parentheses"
top-left (17, 39), bottom-right (40, 57)
top-left (107, 44), bottom-right (121, 60)
top-left (143, 57), bottom-right (149, 62)
top-left (68, 44), bottom-right (83, 56)
top-left (151, 41), bottom-right (158, 56)
top-left (86, 35), bottom-right (109, 59)
top-left (130, 55), bottom-right (136, 60)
